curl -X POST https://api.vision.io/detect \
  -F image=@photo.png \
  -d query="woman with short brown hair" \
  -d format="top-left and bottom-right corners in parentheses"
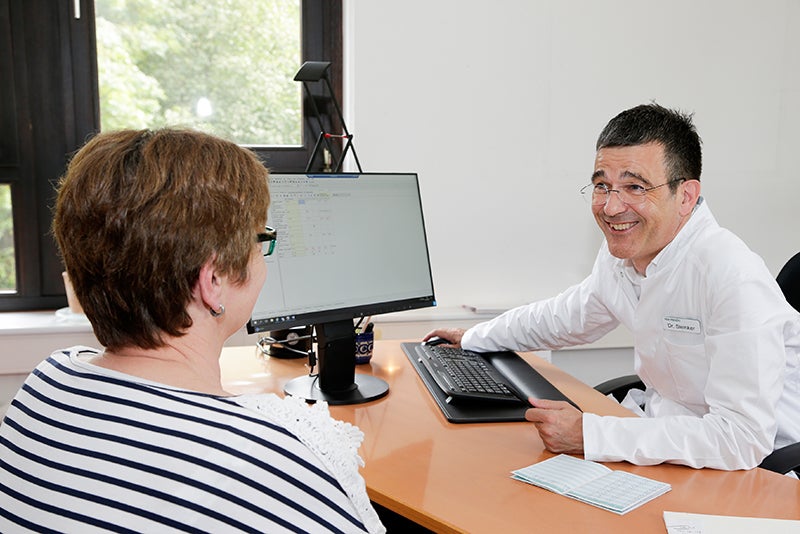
top-left (0, 129), bottom-right (384, 533)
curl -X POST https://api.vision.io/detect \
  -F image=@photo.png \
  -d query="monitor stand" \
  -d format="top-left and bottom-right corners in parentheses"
top-left (283, 319), bottom-right (389, 405)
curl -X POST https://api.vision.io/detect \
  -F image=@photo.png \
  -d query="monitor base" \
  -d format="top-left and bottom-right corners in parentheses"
top-left (284, 374), bottom-right (389, 405)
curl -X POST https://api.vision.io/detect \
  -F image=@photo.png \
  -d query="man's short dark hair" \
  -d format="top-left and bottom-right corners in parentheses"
top-left (596, 103), bottom-right (702, 190)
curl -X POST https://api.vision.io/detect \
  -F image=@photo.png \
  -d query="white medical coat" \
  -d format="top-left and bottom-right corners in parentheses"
top-left (462, 199), bottom-right (800, 470)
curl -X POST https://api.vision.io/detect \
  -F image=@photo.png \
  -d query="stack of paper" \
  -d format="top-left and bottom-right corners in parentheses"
top-left (512, 454), bottom-right (671, 515)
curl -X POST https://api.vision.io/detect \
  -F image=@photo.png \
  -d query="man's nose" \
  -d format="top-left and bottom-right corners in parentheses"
top-left (602, 190), bottom-right (627, 216)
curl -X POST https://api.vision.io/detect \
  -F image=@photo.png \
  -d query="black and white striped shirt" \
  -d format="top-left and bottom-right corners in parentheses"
top-left (0, 348), bottom-right (380, 533)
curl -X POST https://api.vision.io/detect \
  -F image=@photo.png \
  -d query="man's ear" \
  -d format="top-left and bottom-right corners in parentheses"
top-left (196, 257), bottom-right (224, 311)
top-left (679, 179), bottom-right (701, 216)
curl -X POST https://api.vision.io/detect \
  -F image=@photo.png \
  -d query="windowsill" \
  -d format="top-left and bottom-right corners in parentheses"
top-left (0, 306), bottom-right (482, 331)
top-left (0, 307), bottom-right (491, 375)
top-left (0, 309), bottom-right (100, 375)
top-left (0, 306), bottom-right (635, 344)
top-left (0, 307), bottom-right (634, 376)
top-left (0, 309), bottom-right (93, 336)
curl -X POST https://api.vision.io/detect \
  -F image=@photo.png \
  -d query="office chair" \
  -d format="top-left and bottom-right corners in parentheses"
top-left (594, 251), bottom-right (800, 475)
top-left (777, 251), bottom-right (800, 313)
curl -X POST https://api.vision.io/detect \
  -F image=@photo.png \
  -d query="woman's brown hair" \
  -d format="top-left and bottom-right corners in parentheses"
top-left (53, 129), bottom-right (270, 350)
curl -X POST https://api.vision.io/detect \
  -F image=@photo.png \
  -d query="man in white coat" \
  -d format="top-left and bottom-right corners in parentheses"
top-left (426, 103), bottom-right (800, 470)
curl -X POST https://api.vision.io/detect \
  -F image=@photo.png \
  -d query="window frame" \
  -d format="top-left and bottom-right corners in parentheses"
top-left (0, 0), bottom-right (342, 311)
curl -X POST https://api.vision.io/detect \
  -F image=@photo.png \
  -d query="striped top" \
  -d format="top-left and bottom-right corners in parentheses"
top-left (0, 347), bottom-right (384, 533)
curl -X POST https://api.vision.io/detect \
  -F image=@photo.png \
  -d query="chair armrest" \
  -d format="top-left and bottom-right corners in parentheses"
top-left (594, 375), bottom-right (644, 403)
top-left (759, 442), bottom-right (800, 475)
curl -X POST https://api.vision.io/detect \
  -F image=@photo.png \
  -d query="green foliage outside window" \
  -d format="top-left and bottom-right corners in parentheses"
top-left (95, 0), bottom-right (303, 145)
top-left (3, 1), bottom-right (303, 295)
top-left (0, 185), bottom-right (15, 292)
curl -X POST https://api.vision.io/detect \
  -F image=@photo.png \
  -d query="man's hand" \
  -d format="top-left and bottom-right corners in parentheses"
top-left (422, 328), bottom-right (466, 347)
top-left (525, 398), bottom-right (584, 454)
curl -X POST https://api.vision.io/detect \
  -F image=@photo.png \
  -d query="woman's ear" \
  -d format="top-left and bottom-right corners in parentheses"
top-left (196, 257), bottom-right (224, 312)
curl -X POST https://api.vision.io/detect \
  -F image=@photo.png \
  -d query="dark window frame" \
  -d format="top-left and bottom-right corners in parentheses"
top-left (0, 0), bottom-right (342, 312)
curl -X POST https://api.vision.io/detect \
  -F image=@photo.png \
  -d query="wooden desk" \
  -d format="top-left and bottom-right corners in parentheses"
top-left (220, 341), bottom-right (800, 533)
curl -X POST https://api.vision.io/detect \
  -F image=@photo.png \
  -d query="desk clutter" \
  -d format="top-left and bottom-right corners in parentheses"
top-left (258, 326), bottom-right (314, 359)
top-left (512, 454), bottom-right (671, 515)
top-left (257, 320), bottom-right (374, 364)
top-left (354, 317), bottom-right (374, 364)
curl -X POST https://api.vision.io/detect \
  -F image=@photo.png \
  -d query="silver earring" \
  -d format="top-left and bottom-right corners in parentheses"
top-left (210, 304), bottom-right (225, 317)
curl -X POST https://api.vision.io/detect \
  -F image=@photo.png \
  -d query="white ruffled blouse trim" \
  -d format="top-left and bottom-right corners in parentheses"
top-left (234, 394), bottom-right (385, 534)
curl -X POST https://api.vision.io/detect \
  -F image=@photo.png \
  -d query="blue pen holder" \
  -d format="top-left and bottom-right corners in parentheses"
top-left (354, 331), bottom-right (375, 364)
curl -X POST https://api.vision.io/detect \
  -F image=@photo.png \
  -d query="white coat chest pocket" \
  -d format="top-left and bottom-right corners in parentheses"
top-left (657, 334), bottom-right (708, 406)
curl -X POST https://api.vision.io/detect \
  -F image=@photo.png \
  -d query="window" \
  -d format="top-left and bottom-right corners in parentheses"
top-left (0, 0), bottom-right (341, 311)
top-left (95, 0), bottom-right (303, 146)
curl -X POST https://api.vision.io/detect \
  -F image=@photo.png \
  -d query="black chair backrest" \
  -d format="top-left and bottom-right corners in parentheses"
top-left (777, 252), bottom-right (800, 313)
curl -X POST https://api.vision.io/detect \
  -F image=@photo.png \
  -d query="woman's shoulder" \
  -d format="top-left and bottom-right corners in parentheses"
top-left (234, 394), bottom-right (365, 458)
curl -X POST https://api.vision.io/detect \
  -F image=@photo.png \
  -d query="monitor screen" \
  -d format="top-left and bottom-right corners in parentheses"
top-left (248, 172), bottom-right (436, 334)
top-left (246, 172), bottom-right (436, 405)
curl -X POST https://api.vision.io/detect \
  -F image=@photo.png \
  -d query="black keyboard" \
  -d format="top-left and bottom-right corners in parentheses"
top-left (415, 344), bottom-right (520, 402)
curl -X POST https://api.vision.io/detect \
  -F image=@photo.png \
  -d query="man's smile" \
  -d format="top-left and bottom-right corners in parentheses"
top-left (606, 221), bottom-right (638, 232)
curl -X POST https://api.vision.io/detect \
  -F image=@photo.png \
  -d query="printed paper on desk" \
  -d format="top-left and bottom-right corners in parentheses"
top-left (664, 511), bottom-right (800, 534)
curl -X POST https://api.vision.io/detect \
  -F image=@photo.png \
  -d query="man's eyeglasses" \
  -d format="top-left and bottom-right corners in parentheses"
top-left (256, 226), bottom-right (277, 256)
top-left (580, 179), bottom-right (686, 206)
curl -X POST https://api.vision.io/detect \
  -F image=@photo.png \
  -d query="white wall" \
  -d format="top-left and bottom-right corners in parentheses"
top-left (8, 2), bottom-right (800, 400)
top-left (343, 0), bottom-right (800, 316)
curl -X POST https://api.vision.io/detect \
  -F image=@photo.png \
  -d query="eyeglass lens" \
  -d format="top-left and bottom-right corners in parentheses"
top-left (582, 183), bottom-right (671, 206)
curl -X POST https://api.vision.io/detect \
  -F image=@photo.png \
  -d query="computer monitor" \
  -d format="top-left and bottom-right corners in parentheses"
top-left (247, 172), bottom-right (436, 404)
